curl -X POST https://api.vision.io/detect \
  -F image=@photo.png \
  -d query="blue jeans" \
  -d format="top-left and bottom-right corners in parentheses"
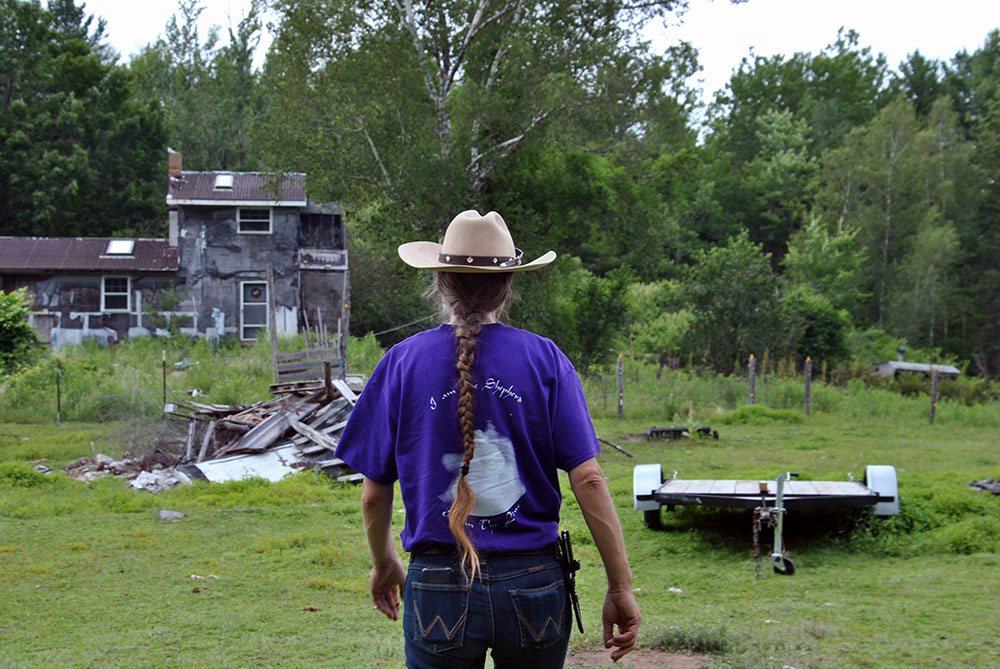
top-left (403, 553), bottom-right (571, 669)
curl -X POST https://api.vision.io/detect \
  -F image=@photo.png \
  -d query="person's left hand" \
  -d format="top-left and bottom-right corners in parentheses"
top-left (370, 557), bottom-right (407, 620)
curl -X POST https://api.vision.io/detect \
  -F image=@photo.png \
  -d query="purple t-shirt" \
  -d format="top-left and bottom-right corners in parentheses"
top-left (336, 323), bottom-right (599, 553)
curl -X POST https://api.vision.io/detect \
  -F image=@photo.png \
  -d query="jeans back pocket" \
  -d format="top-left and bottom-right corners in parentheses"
top-left (508, 579), bottom-right (566, 649)
top-left (409, 581), bottom-right (470, 651)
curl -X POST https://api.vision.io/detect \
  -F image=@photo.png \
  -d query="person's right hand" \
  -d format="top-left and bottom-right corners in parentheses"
top-left (602, 586), bottom-right (640, 662)
top-left (370, 557), bottom-right (406, 621)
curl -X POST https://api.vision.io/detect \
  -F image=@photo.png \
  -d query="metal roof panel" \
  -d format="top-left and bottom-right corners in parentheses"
top-left (0, 237), bottom-right (179, 272)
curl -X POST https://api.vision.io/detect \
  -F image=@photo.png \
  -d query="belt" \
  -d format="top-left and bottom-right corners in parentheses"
top-left (412, 542), bottom-right (558, 557)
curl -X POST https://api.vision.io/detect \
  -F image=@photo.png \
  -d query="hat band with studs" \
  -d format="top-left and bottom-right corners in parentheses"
top-left (438, 248), bottom-right (523, 268)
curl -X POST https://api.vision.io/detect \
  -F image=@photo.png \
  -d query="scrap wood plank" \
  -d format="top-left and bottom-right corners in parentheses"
top-left (276, 346), bottom-right (342, 362)
top-left (315, 457), bottom-right (345, 468)
top-left (321, 419), bottom-right (348, 435)
top-left (289, 420), bottom-right (339, 452)
top-left (332, 378), bottom-right (358, 405)
top-left (178, 399), bottom-right (245, 414)
top-left (217, 418), bottom-right (254, 433)
top-left (307, 398), bottom-right (349, 428)
top-left (224, 402), bottom-right (320, 454)
top-left (269, 380), bottom-right (325, 395)
top-left (196, 421), bottom-right (217, 463)
top-left (597, 436), bottom-right (633, 457)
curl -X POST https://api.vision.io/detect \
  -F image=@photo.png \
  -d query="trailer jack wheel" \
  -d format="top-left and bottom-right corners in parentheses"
top-left (773, 557), bottom-right (795, 575)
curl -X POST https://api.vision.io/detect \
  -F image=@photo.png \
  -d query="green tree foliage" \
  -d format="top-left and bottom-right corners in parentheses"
top-left (624, 281), bottom-right (692, 376)
top-left (959, 98), bottom-right (1000, 375)
top-left (0, 288), bottom-right (38, 373)
top-left (815, 96), bottom-right (971, 342)
top-left (678, 231), bottom-right (782, 372)
top-left (509, 260), bottom-right (632, 370)
top-left (0, 0), bottom-right (166, 236)
top-left (256, 0), bottom-right (693, 240)
top-left (899, 50), bottom-right (945, 119)
top-left (129, 0), bottom-right (263, 171)
top-left (710, 29), bottom-right (891, 162)
top-left (944, 28), bottom-right (1000, 137)
top-left (888, 213), bottom-right (960, 348)
top-left (780, 285), bottom-right (850, 364)
top-left (742, 109), bottom-right (818, 259)
top-left (697, 30), bottom-right (890, 255)
top-left (783, 216), bottom-right (867, 314)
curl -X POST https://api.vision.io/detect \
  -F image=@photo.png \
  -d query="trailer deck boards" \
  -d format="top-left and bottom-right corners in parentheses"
top-left (645, 478), bottom-right (887, 510)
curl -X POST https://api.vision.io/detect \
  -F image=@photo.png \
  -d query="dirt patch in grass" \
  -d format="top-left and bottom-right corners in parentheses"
top-left (565, 647), bottom-right (708, 668)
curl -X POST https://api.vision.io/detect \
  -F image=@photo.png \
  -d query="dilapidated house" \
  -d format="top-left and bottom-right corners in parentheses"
top-left (167, 155), bottom-right (349, 347)
top-left (0, 152), bottom-right (349, 351)
top-left (0, 237), bottom-right (179, 346)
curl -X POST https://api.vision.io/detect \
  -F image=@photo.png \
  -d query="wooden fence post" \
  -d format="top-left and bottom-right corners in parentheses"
top-left (930, 365), bottom-right (940, 424)
top-left (266, 264), bottom-right (279, 382)
top-left (617, 353), bottom-right (624, 421)
top-left (747, 354), bottom-right (756, 405)
top-left (804, 356), bottom-right (812, 415)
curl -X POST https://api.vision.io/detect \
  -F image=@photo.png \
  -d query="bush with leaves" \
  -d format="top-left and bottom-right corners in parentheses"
top-left (624, 281), bottom-right (692, 377)
top-left (510, 258), bottom-right (632, 371)
top-left (679, 231), bottom-right (783, 372)
top-left (781, 284), bottom-right (851, 364)
top-left (0, 288), bottom-right (39, 374)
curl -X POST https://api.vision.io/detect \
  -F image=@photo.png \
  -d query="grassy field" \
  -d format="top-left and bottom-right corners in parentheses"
top-left (1, 344), bottom-right (999, 667)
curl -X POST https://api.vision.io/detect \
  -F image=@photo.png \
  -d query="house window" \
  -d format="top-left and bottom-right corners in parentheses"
top-left (238, 208), bottom-right (272, 234)
top-left (102, 276), bottom-right (130, 312)
top-left (240, 282), bottom-right (268, 340)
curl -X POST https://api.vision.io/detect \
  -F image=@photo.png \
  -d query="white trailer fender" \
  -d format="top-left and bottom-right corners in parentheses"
top-left (864, 465), bottom-right (900, 516)
top-left (633, 463), bottom-right (663, 511)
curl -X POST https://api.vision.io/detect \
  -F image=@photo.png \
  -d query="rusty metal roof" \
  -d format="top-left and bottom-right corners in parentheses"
top-left (167, 171), bottom-right (307, 205)
top-left (0, 237), bottom-right (179, 272)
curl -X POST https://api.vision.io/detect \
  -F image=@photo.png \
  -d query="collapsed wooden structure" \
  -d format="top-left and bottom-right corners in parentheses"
top-left (162, 375), bottom-right (363, 484)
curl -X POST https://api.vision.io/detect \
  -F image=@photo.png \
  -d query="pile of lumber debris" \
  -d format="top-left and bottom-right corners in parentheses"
top-left (63, 376), bottom-right (364, 493)
top-left (967, 477), bottom-right (1000, 496)
top-left (161, 377), bottom-right (363, 487)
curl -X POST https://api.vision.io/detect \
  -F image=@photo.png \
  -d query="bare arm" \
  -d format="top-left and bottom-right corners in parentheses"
top-left (362, 477), bottom-right (407, 620)
top-left (568, 457), bottom-right (640, 662)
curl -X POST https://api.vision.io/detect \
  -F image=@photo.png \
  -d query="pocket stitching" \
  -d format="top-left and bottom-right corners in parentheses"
top-left (509, 580), bottom-right (566, 648)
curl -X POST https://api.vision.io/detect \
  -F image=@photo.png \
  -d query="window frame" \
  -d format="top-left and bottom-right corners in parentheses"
top-left (239, 281), bottom-right (268, 341)
top-left (237, 207), bottom-right (273, 234)
top-left (101, 276), bottom-right (131, 313)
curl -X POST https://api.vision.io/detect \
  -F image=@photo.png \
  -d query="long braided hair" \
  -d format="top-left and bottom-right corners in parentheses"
top-left (434, 270), bottom-right (515, 580)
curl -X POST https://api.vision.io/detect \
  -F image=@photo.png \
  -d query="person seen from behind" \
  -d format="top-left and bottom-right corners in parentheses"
top-left (335, 210), bottom-right (640, 667)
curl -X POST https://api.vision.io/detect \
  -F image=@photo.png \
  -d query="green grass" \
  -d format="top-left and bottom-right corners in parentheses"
top-left (2, 356), bottom-right (999, 667)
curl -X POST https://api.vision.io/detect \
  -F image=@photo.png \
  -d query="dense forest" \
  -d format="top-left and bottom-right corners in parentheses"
top-left (2, 0), bottom-right (999, 377)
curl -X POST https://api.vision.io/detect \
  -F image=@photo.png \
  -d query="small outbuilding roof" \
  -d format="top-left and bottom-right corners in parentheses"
top-left (875, 361), bottom-right (961, 378)
top-left (0, 237), bottom-right (179, 273)
top-left (167, 171), bottom-right (307, 206)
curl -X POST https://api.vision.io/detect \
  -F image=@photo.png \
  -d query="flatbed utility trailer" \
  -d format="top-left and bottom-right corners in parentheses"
top-left (633, 464), bottom-right (899, 575)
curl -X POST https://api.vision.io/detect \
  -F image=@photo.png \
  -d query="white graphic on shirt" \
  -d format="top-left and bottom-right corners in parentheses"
top-left (428, 388), bottom-right (459, 411)
top-left (439, 421), bottom-right (525, 518)
top-left (485, 377), bottom-right (522, 403)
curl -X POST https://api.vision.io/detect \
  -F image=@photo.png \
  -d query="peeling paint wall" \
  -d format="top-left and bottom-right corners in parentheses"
top-left (175, 205), bottom-right (347, 343)
top-left (6, 273), bottom-right (180, 347)
top-left (176, 206), bottom-right (302, 340)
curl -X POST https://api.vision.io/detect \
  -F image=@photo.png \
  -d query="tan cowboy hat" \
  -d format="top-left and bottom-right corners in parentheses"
top-left (397, 210), bottom-right (556, 273)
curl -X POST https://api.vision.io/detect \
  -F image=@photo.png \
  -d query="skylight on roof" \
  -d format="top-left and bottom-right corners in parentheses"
top-left (106, 240), bottom-right (134, 255)
top-left (214, 174), bottom-right (234, 190)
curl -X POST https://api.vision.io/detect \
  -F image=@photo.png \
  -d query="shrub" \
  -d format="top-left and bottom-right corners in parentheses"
top-left (716, 405), bottom-right (805, 425)
top-left (0, 288), bottom-right (39, 374)
top-left (0, 462), bottom-right (51, 488)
